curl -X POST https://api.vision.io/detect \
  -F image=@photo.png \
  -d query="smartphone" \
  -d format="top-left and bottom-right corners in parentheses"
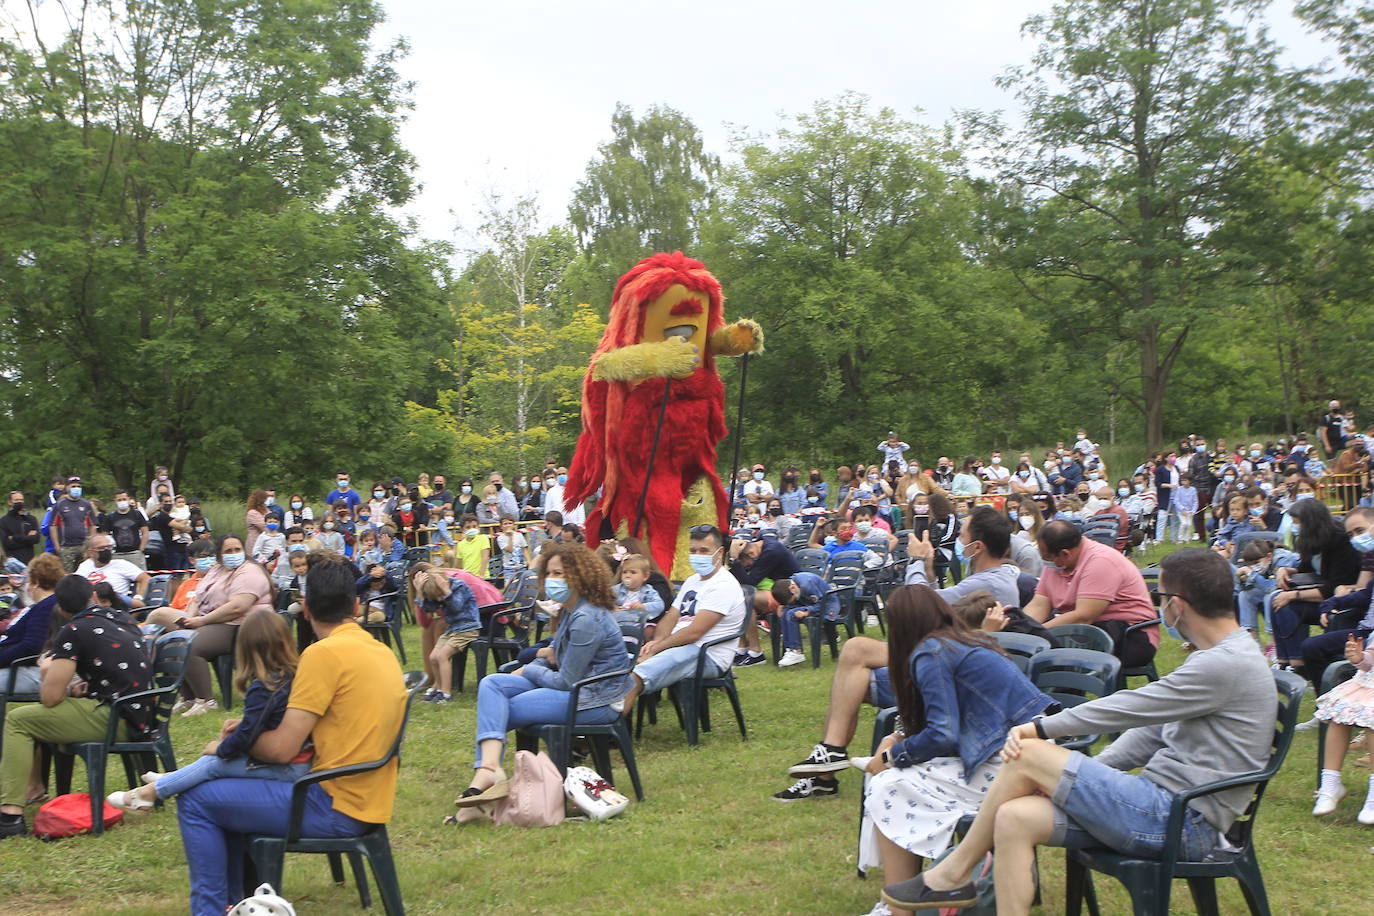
top-left (910, 516), bottom-right (930, 539)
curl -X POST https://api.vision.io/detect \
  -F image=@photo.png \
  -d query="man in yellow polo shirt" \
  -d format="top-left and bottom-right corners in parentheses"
top-left (176, 559), bottom-right (405, 916)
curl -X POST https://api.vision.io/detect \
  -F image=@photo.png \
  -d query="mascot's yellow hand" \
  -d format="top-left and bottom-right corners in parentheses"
top-left (592, 338), bottom-right (700, 383)
top-left (709, 319), bottom-right (765, 357)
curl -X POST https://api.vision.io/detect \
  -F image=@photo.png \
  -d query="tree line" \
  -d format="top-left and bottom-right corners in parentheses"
top-left (2, 0), bottom-right (1372, 500)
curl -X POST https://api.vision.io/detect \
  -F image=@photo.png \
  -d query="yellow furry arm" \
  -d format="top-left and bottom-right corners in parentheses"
top-left (709, 319), bottom-right (765, 357)
top-left (591, 338), bottom-right (699, 382)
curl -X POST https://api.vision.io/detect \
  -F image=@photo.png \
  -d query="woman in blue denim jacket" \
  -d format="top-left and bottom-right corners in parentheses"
top-left (455, 542), bottom-right (630, 808)
top-left (858, 585), bottom-right (1054, 911)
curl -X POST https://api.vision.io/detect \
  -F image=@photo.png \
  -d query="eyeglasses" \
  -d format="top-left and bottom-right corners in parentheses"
top-left (689, 525), bottom-right (719, 538)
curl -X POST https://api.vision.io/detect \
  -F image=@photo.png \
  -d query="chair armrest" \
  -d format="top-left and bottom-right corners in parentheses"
top-left (102, 682), bottom-right (181, 743)
top-left (565, 667), bottom-right (633, 721)
top-left (1125, 615), bottom-right (1162, 635)
top-left (691, 631), bottom-right (740, 680)
top-left (2, 654), bottom-right (42, 694)
top-left (1160, 768), bottom-right (1267, 864)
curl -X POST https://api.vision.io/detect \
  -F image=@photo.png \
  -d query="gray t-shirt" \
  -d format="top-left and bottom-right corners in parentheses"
top-left (905, 560), bottom-right (1022, 609)
top-left (1042, 628), bottom-right (1276, 834)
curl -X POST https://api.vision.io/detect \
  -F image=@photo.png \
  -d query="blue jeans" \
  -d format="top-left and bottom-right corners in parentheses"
top-left (1048, 753), bottom-right (1218, 861)
top-left (155, 753), bottom-right (308, 800)
top-left (473, 673), bottom-right (619, 767)
top-left (1272, 600), bottom-right (1324, 661)
top-left (779, 604), bottom-right (816, 651)
top-left (178, 779), bottom-right (368, 916)
top-left (1237, 576), bottom-right (1275, 632)
top-left (633, 644), bottom-right (720, 693)
top-left (869, 667), bottom-right (894, 708)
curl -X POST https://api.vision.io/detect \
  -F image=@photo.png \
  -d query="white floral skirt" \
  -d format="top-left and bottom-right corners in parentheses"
top-left (858, 756), bottom-right (999, 874)
top-left (1315, 665), bottom-right (1374, 728)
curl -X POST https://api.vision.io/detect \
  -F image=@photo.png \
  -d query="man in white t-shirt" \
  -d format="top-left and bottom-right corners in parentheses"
top-left (742, 464), bottom-right (775, 506)
top-left (618, 525), bottom-right (746, 718)
top-left (981, 451), bottom-right (1012, 493)
top-left (75, 533), bottom-right (149, 606)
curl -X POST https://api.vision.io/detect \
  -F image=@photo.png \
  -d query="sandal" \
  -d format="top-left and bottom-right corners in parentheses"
top-left (454, 766), bottom-right (508, 808)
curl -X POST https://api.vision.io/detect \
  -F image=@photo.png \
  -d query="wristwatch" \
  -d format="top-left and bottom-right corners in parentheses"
top-left (1032, 716), bottom-right (1048, 740)
top-left (881, 749), bottom-right (891, 766)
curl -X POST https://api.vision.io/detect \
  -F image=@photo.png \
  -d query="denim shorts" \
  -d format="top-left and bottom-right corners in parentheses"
top-left (1048, 753), bottom-right (1218, 861)
top-left (870, 666), bottom-right (894, 709)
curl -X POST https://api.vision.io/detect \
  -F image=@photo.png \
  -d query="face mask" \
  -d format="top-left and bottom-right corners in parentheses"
top-left (194, 525), bottom-right (206, 533)
top-left (543, 577), bottom-right (571, 603)
top-left (338, 480), bottom-right (350, 489)
top-left (531, 480), bottom-right (541, 490)
top-left (288, 542), bottom-right (307, 553)
top-left (1163, 596), bottom-right (1186, 642)
top-left (688, 552), bottom-right (718, 576)
top-left (556, 474), bottom-right (567, 485)
top-left (1295, 492), bottom-right (1314, 501)
top-left (1249, 450), bottom-right (1260, 458)
top-left (463, 528), bottom-right (477, 539)
top-left (907, 465), bottom-right (920, 474)
top-left (1352, 533), bottom-right (1374, 554)
top-left (991, 457), bottom-right (1001, 465)
top-left (953, 539), bottom-right (967, 561)
top-left (444, 515), bottom-right (455, 523)
top-left (753, 471), bottom-right (765, 481)
top-left (222, 552), bottom-right (246, 570)
top-left (70, 487), bottom-right (83, 498)
top-left (769, 507), bottom-right (783, 516)
top-left (1020, 514), bottom-right (1036, 531)
top-left (291, 501), bottom-right (303, 510)
top-left (359, 515), bottom-right (370, 524)
top-left (1089, 473), bottom-right (1102, 481)
top-left (1133, 483), bottom-right (1145, 492)
top-left (1196, 446), bottom-right (1206, 453)
top-left (374, 490), bottom-right (385, 499)
top-left (938, 465), bottom-right (950, 473)
top-left (849, 500), bottom-right (860, 509)
top-left (323, 522), bottom-right (335, 531)
top-left (265, 496), bottom-right (275, 506)
top-left (95, 548), bottom-right (113, 564)
top-left (856, 521), bottom-right (873, 533)
top-left (266, 521), bottom-right (279, 531)
top-left (1061, 458), bottom-right (1071, 465)
top-left (11, 502), bottom-right (23, 513)
top-left (747, 514), bottom-right (759, 522)
top-left (1018, 470), bottom-right (1030, 479)
top-left (1223, 476), bottom-right (1235, 485)
top-left (195, 556), bottom-right (216, 572)
top-left (912, 505), bottom-right (929, 515)
top-left (867, 474), bottom-right (880, 482)
top-left (1116, 487), bottom-right (1128, 497)
top-left (807, 496), bottom-right (819, 504)
top-left (401, 503), bottom-right (412, 512)
top-left (824, 535), bottom-right (837, 546)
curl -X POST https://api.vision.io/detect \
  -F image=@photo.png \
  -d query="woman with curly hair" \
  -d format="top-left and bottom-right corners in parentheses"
top-left (455, 542), bottom-right (631, 807)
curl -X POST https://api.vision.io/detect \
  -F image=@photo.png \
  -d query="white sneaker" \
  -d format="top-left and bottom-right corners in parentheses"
top-left (170, 698), bottom-right (194, 715)
top-left (778, 649), bottom-right (806, 668)
top-left (1296, 717), bottom-right (1321, 731)
top-left (849, 755), bottom-right (873, 771)
top-left (1359, 798), bottom-right (1374, 825)
top-left (860, 902), bottom-right (891, 916)
top-left (1313, 784), bottom-right (1347, 816)
top-left (181, 698), bottom-right (218, 718)
top-left (866, 615), bottom-right (879, 628)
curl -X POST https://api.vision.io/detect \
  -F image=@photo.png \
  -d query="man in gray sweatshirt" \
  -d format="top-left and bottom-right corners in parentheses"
top-left (881, 548), bottom-right (1278, 914)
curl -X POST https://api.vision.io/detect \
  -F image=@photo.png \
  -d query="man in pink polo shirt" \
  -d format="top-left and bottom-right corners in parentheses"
top-left (1026, 520), bottom-right (1159, 666)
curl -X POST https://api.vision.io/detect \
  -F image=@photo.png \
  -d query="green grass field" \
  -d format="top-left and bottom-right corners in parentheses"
top-left (1, 541), bottom-right (1371, 915)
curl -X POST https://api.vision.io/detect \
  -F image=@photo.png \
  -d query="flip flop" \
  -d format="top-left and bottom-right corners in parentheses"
top-left (454, 779), bottom-right (509, 808)
top-left (24, 792), bottom-right (49, 807)
top-left (106, 790), bottom-right (155, 813)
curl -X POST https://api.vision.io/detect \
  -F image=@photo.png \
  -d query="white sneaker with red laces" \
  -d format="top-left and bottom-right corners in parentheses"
top-left (564, 766), bottom-right (629, 821)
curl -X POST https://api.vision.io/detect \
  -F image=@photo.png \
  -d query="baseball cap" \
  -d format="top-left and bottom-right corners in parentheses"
top-left (751, 463), bottom-right (765, 472)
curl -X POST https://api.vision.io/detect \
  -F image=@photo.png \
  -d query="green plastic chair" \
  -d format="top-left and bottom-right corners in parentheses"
top-left (1047, 624), bottom-right (1114, 655)
top-left (244, 685), bottom-right (421, 915)
top-left (1064, 670), bottom-right (1306, 916)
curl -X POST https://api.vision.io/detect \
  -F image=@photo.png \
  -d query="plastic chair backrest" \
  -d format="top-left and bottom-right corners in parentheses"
top-left (143, 574), bottom-right (172, 606)
top-left (1028, 648), bottom-right (1121, 699)
top-left (826, 558), bottom-right (865, 588)
top-left (794, 547), bottom-right (828, 575)
top-left (1222, 671), bottom-right (1305, 848)
top-left (1047, 625), bottom-right (1114, 654)
top-left (990, 631), bottom-right (1051, 661)
top-left (149, 634), bottom-right (196, 724)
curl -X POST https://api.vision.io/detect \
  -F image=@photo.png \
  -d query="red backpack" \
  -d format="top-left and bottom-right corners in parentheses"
top-left (34, 794), bottom-right (123, 838)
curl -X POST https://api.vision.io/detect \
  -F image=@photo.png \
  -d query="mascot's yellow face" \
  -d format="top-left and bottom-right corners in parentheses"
top-left (641, 284), bottom-right (708, 379)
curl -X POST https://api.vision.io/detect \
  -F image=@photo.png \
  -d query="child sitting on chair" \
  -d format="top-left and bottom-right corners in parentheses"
top-left (107, 610), bottom-right (310, 813)
top-left (769, 572), bottom-right (837, 668)
top-left (611, 555), bottom-right (665, 650)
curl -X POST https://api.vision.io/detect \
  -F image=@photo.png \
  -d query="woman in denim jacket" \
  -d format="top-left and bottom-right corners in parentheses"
top-left (456, 542), bottom-right (630, 807)
top-left (858, 585), bottom-right (1055, 913)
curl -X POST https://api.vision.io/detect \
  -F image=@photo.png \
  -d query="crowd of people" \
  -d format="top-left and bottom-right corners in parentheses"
top-left (0, 407), bottom-right (1371, 915)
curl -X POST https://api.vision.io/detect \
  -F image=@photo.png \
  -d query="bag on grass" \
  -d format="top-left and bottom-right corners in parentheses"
top-left (228, 883), bottom-right (296, 916)
top-left (493, 750), bottom-right (564, 827)
top-left (33, 793), bottom-right (122, 838)
top-left (563, 765), bottom-right (630, 822)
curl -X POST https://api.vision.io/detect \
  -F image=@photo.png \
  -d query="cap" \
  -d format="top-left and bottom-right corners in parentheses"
top-left (390, 476), bottom-right (404, 484)
top-left (752, 463), bottom-right (765, 472)
top-left (68, 476), bottom-right (81, 483)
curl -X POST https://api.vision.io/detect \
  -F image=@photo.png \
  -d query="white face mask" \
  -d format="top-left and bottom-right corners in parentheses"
top-left (991, 457), bottom-right (1001, 465)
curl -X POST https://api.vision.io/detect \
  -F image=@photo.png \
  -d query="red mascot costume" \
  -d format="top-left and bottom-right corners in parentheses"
top-left (563, 252), bottom-right (763, 580)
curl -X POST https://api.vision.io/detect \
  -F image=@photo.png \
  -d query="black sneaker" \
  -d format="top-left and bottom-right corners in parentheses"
top-left (788, 743), bottom-right (850, 776)
top-left (734, 651), bottom-right (767, 668)
top-left (772, 777), bottom-right (838, 803)
top-left (0, 816), bottom-right (28, 840)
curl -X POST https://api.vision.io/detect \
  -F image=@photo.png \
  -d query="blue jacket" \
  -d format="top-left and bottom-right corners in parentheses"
top-left (1320, 581), bottom-right (1374, 630)
top-left (217, 676), bottom-right (294, 760)
top-left (423, 578), bottom-right (479, 634)
top-left (790, 571), bottom-right (840, 622)
top-left (0, 594), bottom-right (56, 668)
top-left (731, 537), bottom-right (801, 587)
top-left (523, 599), bottom-right (630, 710)
top-left (889, 637), bottom-right (1054, 779)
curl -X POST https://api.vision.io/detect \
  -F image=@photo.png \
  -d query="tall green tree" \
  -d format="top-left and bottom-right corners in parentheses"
top-left (568, 103), bottom-right (719, 307)
top-left (0, 0), bottom-right (450, 495)
top-left (972, 0), bottom-right (1290, 449)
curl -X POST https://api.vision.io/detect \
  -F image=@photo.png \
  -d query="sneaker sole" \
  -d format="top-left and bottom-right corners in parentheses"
top-left (881, 889), bottom-right (977, 910)
top-left (772, 791), bottom-right (838, 803)
top-left (789, 761), bottom-right (850, 776)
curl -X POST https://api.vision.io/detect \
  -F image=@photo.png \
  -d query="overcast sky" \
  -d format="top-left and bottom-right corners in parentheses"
top-left (374, 0), bottom-right (1329, 257)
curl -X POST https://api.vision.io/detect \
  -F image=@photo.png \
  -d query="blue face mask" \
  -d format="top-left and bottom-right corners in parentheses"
top-left (557, 474), bottom-right (568, 485)
top-left (1352, 533), bottom-right (1374, 554)
top-left (824, 536), bottom-right (837, 546)
top-left (266, 521), bottom-right (279, 531)
top-left (1248, 506), bottom-right (1263, 517)
top-left (543, 577), bottom-right (571, 603)
top-left (1008, 511), bottom-right (1019, 521)
top-left (222, 552), bottom-right (246, 570)
top-left (69, 487), bottom-right (83, 498)
top-left (1117, 487), bottom-right (1130, 497)
top-left (1295, 492), bottom-right (1314, 501)
top-left (953, 539), bottom-right (966, 561)
top-left (688, 553), bottom-right (718, 577)
top-left (195, 556), bottom-right (215, 572)
top-left (288, 542), bottom-right (307, 553)
top-left (1163, 597), bottom-right (1186, 642)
